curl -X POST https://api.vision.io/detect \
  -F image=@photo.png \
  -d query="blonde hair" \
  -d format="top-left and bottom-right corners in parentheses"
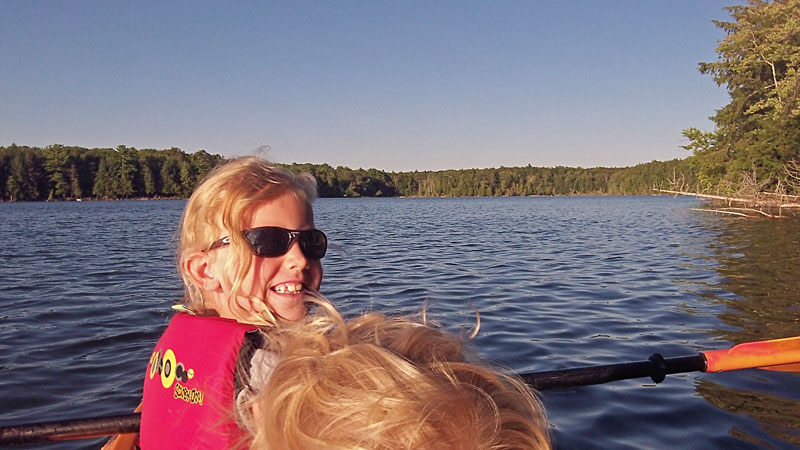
top-left (250, 304), bottom-right (551, 450)
top-left (177, 156), bottom-right (318, 323)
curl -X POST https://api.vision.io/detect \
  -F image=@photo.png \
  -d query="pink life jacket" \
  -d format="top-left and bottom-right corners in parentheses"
top-left (140, 313), bottom-right (258, 449)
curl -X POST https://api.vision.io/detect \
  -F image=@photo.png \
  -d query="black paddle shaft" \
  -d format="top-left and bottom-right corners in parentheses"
top-left (0, 354), bottom-right (709, 445)
top-left (0, 412), bottom-right (141, 445)
top-left (521, 353), bottom-right (707, 390)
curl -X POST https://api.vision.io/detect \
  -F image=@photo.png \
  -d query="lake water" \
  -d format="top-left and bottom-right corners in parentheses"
top-left (1, 197), bottom-right (798, 449)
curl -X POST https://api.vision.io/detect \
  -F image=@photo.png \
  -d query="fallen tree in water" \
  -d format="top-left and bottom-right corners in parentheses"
top-left (655, 188), bottom-right (799, 218)
top-left (656, 161), bottom-right (800, 219)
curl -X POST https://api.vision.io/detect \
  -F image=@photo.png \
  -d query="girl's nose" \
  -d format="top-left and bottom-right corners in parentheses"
top-left (283, 240), bottom-right (309, 270)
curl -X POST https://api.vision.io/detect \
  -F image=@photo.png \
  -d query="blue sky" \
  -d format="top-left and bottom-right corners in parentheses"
top-left (1, 1), bottom-right (735, 172)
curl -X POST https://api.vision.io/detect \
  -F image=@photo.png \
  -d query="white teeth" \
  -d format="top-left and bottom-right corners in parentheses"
top-left (274, 283), bottom-right (303, 294)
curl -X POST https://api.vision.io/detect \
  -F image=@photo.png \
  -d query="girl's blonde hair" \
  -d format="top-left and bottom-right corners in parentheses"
top-left (250, 303), bottom-right (551, 450)
top-left (177, 156), bottom-right (318, 322)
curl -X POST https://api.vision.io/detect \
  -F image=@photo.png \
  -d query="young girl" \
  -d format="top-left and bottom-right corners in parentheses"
top-left (138, 156), bottom-right (327, 449)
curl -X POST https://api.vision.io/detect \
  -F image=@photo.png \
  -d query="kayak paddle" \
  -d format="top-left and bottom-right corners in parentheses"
top-left (521, 336), bottom-right (800, 390)
top-left (0, 413), bottom-right (141, 446)
top-left (1, 336), bottom-right (797, 445)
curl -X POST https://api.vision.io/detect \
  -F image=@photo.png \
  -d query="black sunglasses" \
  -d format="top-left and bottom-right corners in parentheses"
top-left (208, 226), bottom-right (327, 260)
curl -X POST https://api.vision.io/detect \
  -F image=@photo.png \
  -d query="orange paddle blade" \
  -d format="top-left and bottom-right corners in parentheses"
top-left (759, 362), bottom-right (800, 372)
top-left (703, 336), bottom-right (800, 372)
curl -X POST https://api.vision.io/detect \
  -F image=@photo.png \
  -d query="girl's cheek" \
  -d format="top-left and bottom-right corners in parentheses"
top-left (245, 257), bottom-right (273, 286)
top-left (312, 263), bottom-right (324, 290)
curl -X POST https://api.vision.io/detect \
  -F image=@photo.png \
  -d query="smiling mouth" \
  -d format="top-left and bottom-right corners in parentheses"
top-left (272, 283), bottom-right (304, 294)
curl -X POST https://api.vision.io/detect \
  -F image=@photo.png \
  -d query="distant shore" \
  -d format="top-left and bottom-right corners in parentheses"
top-left (1, 144), bottom-right (699, 202)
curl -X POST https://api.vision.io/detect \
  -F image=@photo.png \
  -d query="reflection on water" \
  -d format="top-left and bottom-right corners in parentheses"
top-left (702, 216), bottom-right (800, 342)
top-left (697, 378), bottom-right (800, 447)
top-left (696, 214), bottom-right (800, 448)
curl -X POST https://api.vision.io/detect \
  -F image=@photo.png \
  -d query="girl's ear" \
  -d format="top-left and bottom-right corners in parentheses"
top-left (184, 251), bottom-right (222, 292)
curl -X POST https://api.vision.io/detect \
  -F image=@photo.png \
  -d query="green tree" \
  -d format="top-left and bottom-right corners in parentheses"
top-left (43, 144), bottom-right (72, 199)
top-left (179, 159), bottom-right (198, 197)
top-left (192, 149), bottom-right (222, 180)
top-left (0, 146), bottom-right (10, 200)
top-left (139, 151), bottom-right (162, 196)
top-left (92, 151), bottom-right (116, 198)
top-left (683, 0), bottom-right (800, 189)
top-left (160, 157), bottom-right (182, 197)
top-left (91, 147), bottom-right (137, 199)
top-left (313, 163), bottom-right (340, 197)
top-left (115, 145), bottom-right (138, 198)
top-left (6, 146), bottom-right (45, 201)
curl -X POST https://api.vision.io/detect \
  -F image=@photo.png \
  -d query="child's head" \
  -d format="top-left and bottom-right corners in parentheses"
top-left (178, 156), bottom-right (324, 326)
top-left (250, 304), bottom-right (551, 450)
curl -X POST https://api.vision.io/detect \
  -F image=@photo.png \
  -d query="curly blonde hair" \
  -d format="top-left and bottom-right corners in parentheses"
top-left (176, 156), bottom-right (318, 323)
top-left (250, 303), bottom-right (551, 450)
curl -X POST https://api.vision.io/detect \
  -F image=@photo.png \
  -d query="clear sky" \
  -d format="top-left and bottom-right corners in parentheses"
top-left (1, 1), bottom-right (736, 172)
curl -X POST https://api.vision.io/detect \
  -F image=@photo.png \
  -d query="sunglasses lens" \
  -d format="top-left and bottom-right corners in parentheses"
top-left (245, 228), bottom-right (291, 258)
top-left (299, 230), bottom-right (327, 260)
top-left (244, 227), bottom-right (327, 260)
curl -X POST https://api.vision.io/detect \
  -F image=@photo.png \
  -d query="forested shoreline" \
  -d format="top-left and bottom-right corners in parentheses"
top-left (0, 144), bottom-right (223, 201)
top-left (0, 144), bottom-right (695, 201)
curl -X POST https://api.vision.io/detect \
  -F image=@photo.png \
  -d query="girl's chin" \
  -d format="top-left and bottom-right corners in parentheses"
top-left (266, 294), bottom-right (308, 321)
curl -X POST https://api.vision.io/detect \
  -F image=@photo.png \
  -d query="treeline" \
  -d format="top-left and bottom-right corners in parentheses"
top-left (285, 158), bottom-right (696, 197)
top-left (0, 144), bottom-right (696, 202)
top-left (0, 144), bottom-right (223, 201)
